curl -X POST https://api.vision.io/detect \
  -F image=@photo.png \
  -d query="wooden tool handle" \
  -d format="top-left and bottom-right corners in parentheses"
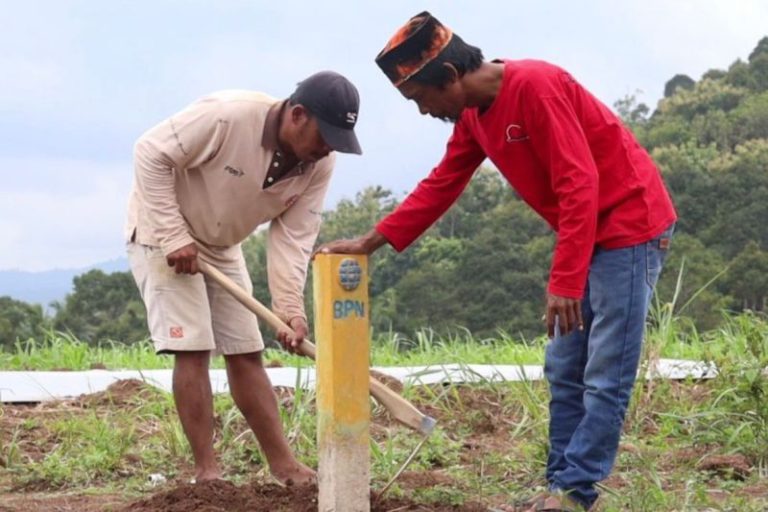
top-left (199, 260), bottom-right (316, 359)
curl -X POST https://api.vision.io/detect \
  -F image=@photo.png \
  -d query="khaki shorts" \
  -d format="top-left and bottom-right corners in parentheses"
top-left (127, 243), bottom-right (264, 355)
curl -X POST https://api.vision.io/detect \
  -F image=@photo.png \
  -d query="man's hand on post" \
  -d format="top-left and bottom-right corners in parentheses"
top-left (278, 316), bottom-right (308, 353)
top-left (312, 228), bottom-right (387, 258)
top-left (166, 243), bottom-right (199, 274)
top-left (545, 292), bottom-right (584, 338)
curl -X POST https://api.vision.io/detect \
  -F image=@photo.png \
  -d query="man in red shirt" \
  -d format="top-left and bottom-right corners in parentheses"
top-left (318, 12), bottom-right (675, 511)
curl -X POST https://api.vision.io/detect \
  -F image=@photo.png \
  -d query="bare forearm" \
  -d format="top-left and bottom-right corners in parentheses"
top-left (359, 228), bottom-right (388, 254)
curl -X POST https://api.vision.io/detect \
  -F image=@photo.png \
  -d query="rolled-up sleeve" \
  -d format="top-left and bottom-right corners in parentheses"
top-left (267, 155), bottom-right (334, 322)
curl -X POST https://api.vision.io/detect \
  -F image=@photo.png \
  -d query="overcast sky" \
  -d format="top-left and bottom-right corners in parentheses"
top-left (1, 0), bottom-right (766, 271)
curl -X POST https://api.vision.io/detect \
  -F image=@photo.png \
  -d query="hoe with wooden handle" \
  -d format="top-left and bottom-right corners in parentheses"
top-left (198, 260), bottom-right (437, 437)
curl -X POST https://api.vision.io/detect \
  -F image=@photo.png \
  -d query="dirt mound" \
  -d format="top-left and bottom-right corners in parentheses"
top-left (125, 480), bottom-right (251, 512)
top-left (697, 454), bottom-right (752, 480)
top-left (122, 479), bottom-right (485, 512)
top-left (395, 470), bottom-right (455, 489)
top-left (370, 369), bottom-right (405, 394)
top-left (78, 379), bottom-right (159, 407)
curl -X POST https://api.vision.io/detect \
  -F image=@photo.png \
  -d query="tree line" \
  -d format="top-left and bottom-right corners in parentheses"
top-left (2, 37), bottom-right (768, 348)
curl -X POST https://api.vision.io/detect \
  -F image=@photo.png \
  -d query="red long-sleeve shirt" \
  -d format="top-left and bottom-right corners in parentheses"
top-left (376, 59), bottom-right (677, 298)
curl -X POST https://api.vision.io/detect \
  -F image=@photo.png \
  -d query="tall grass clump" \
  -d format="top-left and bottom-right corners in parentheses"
top-left (698, 312), bottom-right (768, 475)
top-left (370, 327), bottom-right (546, 366)
top-left (0, 330), bottom-right (168, 370)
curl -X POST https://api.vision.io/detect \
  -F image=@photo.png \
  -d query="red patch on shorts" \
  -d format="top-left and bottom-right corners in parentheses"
top-left (170, 326), bottom-right (184, 338)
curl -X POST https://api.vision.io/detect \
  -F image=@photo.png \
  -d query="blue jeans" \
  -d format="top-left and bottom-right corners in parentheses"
top-left (544, 224), bottom-right (674, 509)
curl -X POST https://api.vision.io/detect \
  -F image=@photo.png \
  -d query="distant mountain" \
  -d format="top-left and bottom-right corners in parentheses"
top-left (0, 258), bottom-right (130, 309)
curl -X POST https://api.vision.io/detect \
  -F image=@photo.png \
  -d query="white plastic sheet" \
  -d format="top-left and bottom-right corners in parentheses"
top-left (0, 359), bottom-right (717, 403)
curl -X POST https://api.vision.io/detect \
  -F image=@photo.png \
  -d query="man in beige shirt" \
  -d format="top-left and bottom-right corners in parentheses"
top-left (126, 71), bottom-right (362, 484)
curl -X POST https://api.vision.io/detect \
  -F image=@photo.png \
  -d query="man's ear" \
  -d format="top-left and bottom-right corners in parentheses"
top-left (442, 62), bottom-right (460, 83)
top-left (289, 104), bottom-right (310, 124)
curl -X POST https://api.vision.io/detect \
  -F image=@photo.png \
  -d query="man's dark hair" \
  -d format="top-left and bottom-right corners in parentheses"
top-left (408, 35), bottom-right (484, 88)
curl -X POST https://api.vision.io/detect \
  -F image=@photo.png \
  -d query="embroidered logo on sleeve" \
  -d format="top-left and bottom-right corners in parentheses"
top-left (505, 123), bottom-right (529, 143)
top-left (170, 326), bottom-right (184, 338)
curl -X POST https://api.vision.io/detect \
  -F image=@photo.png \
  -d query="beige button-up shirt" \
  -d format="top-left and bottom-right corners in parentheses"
top-left (125, 90), bottom-right (334, 322)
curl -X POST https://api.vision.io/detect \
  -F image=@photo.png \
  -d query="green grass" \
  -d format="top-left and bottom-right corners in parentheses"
top-left (0, 317), bottom-right (718, 372)
top-left (1, 311), bottom-right (767, 510)
top-left (0, 331), bottom-right (171, 371)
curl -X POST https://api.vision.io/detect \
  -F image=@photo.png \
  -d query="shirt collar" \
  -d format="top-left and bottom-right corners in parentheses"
top-left (260, 99), bottom-right (316, 176)
top-left (261, 99), bottom-right (287, 151)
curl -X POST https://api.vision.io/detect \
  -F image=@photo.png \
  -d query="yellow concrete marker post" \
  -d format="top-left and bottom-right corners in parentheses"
top-left (313, 254), bottom-right (370, 512)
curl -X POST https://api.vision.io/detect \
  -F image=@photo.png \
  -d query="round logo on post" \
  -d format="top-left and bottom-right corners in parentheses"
top-left (338, 258), bottom-right (362, 291)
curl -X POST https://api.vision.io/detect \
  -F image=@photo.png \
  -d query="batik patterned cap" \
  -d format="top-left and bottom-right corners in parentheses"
top-left (375, 11), bottom-right (453, 86)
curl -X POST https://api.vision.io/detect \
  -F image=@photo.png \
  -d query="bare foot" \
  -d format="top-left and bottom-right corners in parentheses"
top-left (271, 462), bottom-right (316, 487)
top-left (194, 468), bottom-right (223, 483)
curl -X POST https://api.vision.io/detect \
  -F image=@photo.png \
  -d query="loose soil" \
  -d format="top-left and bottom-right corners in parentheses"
top-left (118, 480), bottom-right (486, 512)
top-left (77, 378), bottom-right (161, 408)
top-left (2, 378), bottom-right (766, 511)
top-left (696, 453), bottom-right (752, 480)
top-left (0, 379), bottom-right (504, 511)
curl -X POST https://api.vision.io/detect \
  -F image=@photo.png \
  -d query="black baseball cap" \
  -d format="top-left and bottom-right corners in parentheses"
top-left (289, 71), bottom-right (362, 155)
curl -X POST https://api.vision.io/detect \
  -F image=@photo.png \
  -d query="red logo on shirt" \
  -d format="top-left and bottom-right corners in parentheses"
top-left (170, 326), bottom-right (184, 338)
top-left (506, 124), bottom-right (529, 143)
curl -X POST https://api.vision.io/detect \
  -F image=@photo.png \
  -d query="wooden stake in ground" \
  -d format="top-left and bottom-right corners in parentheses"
top-left (314, 254), bottom-right (370, 512)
